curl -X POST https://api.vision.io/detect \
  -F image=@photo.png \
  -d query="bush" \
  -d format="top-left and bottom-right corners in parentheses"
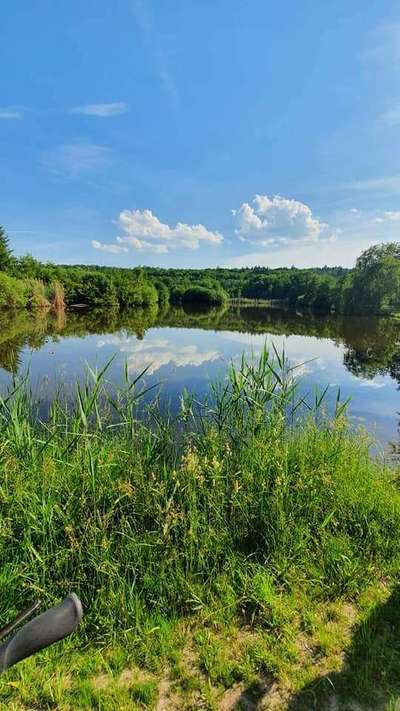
top-left (113, 271), bottom-right (159, 308)
top-left (182, 284), bottom-right (228, 305)
top-left (153, 280), bottom-right (170, 305)
top-left (0, 272), bottom-right (28, 309)
top-left (65, 272), bottom-right (118, 309)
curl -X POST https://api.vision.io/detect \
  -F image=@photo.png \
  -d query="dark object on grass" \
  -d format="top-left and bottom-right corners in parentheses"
top-left (0, 594), bottom-right (83, 673)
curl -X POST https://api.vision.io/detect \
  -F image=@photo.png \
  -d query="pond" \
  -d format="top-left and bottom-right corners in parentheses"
top-left (0, 304), bottom-right (399, 450)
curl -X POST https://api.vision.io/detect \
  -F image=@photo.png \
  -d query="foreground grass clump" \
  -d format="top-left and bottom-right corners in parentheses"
top-left (0, 348), bottom-right (399, 709)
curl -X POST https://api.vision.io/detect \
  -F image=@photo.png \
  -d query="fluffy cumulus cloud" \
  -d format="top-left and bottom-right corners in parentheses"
top-left (93, 208), bottom-right (223, 255)
top-left (233, 195), bottom-right (333, 246)
top-left (227, 201), bottom-right (400, 268)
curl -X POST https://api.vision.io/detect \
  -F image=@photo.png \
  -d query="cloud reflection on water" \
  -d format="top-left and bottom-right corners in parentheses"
top-left (96, 333), bottom-right (220, 375)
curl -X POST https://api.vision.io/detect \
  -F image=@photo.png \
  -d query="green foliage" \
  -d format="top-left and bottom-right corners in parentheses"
top-left (2, 226), bottom-right (400, 315)
top-left (344, 242), bottom-right (400, 315)
top-left (0, 226), bottom-right (13, 272)
top-left (355, 242), bottom-right (400, 271)
top-left (112, 269), bottom-right (158, 308)
top-left (10, 253), bottom-right (42, 280)
top-left (0, 272), bottom-right (27, 309)
top-left (146, 264), bottom-right (348, 312)
top-left (11, 258), bottom-right (161, 310)
top-left (65, 271), bottom-right (119, 308)
top-left (129, 679), bottom-right (158, 706)
top-left (182, 283), bottom-right (228, 305)
top-left (152, 279), bottom-right (170, 305)
top-left (145, 242), bottom-right (400, 315)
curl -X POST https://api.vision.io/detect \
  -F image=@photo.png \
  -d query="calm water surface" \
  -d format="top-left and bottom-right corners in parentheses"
top-left (0, 305), bottom-right (399, 449)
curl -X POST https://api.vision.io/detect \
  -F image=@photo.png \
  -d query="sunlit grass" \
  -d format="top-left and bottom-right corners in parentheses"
top-left (0, 347), bottom-right (399, 709)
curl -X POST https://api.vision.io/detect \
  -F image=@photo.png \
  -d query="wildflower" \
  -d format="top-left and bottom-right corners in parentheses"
top-left (118, 481), bottom-right (134, 497)
top-left (211, 456), bottom-right (222, 475)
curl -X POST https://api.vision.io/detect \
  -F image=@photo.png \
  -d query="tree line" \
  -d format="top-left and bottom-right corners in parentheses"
top-left (144, 242), bottom-right (400, 315)
top-left (0, 225), bottom-right (399, 315)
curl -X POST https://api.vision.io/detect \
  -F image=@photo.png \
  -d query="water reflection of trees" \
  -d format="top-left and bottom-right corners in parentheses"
top-left (0, 311), bottom-right (49, 374)
top-left (338, 318), bottom-right (400, 387)
top-left (0, 305), bottom-right (159, 374)
top-left (0, 305), bottom-right (400, 389)
top-left (157, 306), bottom-right (400, 387)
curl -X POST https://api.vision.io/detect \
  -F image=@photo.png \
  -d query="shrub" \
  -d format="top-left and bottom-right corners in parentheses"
top-left (65, 272), bottom-right (118, 309)
top-left (182, 284), bottom-right (228, 305)
top-left (153, 280), bottom-right (170, 305)
top-left (0, 272), bottom-right (28, 309)
top-left (120, 280), bottom-right (158, 308)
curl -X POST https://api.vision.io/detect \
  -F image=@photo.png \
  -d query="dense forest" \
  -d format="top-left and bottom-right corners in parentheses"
top-left (145, 244), bottom-right (400, 315)
top-left (0, 226), bottom-right (399, 315)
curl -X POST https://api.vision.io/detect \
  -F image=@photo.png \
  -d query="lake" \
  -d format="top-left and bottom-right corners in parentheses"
top-left (0, 304), bottom-right (399, 450)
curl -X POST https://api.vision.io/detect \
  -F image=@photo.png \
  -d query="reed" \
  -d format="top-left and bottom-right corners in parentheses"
top-left (26, 278), bottom-right (50, 309)
top-left (50, 280), bottom-right (65, 312)
top-left (0, 347), bottom-right (399, 708)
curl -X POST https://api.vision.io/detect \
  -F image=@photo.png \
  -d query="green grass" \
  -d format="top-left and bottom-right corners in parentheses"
top-left (0, 347), bottom-right (399, 709)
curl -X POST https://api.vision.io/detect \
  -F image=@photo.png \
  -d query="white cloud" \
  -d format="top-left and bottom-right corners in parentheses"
top-left (380, 105), bottom-right (400, 126)
top-left (0, 106), bottom-right (25, 119)
top-left (43, 143), bottom-right (110, 177)
top-left (227, 198), bottom-right (400, 269)
top-left (359, 380), bottom-right (387, 389)
top-left (233, 195), bottom-right (333, 246)
top-left (70, 102), bottom-right (129, 117)
top-left (92, 208), bottom-right (223, 255)
top-left (347, 176), bottom-right (400, 194)
top-left (91, 240), bottom-right (128, 254)
top-left (373, 211), bottom-right (400, 223)
top-left (382, 210), bottom-right (400, 221)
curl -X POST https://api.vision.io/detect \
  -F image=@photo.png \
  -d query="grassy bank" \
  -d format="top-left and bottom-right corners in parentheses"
top-left (0, 350), bottom-right (399, 709)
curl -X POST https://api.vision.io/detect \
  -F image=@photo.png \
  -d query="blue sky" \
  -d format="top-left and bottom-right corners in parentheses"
top-left (1, 0), bottom-right (400, 268)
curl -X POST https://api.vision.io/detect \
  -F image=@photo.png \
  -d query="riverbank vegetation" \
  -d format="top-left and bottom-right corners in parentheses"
top-left (0, 351), bottom-right (399, 709)
top-left (1, 226), bottom-right (400, 315)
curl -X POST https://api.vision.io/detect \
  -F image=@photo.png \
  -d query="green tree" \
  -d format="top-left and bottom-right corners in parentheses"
top-left (11, 253), bottom-right (42, 279)
top-left (0, 272), bottom-right (27, 309)
top-left (356, 242), bottom-right (400, 271)
top-left (345, 242), bottom-right (400, 315)
top-left (66, 272), bottom-right (118, 309)
top-left (0, 226), bottom-right (13, 271)
top-left (182, 284), bottom-right (228, 306)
